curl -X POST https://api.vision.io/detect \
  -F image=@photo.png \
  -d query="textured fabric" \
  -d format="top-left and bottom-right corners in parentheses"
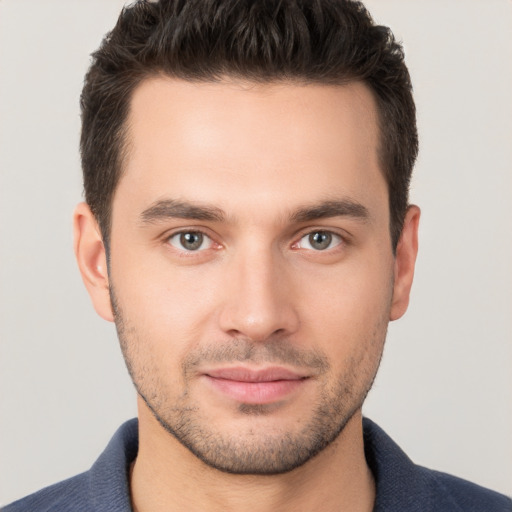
top-left (3, 418), bottom-right (511, 511)
top-left (363, 420), bottom-right (512, 512)
top-left (2, 420), bottom-right (137, 512)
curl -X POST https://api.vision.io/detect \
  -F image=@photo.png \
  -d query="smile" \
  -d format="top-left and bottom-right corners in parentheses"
top-left (203, 367), bottom-right (309, 404)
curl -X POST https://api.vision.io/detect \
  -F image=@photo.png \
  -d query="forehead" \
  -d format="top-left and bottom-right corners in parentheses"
top-left (115, 77), bottom-right (385, 221)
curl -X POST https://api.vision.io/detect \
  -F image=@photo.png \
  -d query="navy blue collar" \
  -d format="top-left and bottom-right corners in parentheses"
top-left (87, 417), bottom-right (422, 510)
top-left (88, 419), bottom-right (138, 511)
top-left (83, 417), bottom-right (508, 512)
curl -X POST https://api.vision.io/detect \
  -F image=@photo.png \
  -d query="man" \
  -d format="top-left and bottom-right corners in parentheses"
top-left (2, 0), bottom-right (510, 511)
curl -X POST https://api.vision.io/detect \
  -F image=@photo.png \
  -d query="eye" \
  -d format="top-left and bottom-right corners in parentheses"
top-left (297, 231), bottom-right (343, 251)
top-left (168, 231), bottom-right (213, 252)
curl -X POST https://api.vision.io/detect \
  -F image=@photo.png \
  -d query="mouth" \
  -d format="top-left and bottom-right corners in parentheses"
top-left (202, 367), bottom-right (310, 404)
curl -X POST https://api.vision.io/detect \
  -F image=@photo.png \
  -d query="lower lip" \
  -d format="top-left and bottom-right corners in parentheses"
top-left (204, 376), bottom-right (306, 404)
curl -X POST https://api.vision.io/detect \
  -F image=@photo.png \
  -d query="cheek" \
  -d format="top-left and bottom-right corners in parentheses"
top-left (296, 256), bottom-right (393, 356)
top-left (302, 253), bottom-right (393, 310)
top-left (110, 253), bottom-right (221, 347)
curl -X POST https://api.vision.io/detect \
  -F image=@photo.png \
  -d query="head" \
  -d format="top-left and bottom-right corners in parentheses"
top-left (80, 0), bottom-right (417, 252)
top-left (75, 0), bottom-right (419, 475)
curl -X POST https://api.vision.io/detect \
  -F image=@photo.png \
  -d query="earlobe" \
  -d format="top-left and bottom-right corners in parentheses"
top-left (390, 205), bottom-right (420, 321)
top-left (73, 202), bottom-right (114, 322)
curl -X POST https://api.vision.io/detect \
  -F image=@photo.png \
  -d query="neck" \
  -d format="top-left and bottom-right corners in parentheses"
top-left (130, 398), bottom-right (375, 512)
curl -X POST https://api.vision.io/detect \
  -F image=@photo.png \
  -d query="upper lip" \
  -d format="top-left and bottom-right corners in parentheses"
top-left (204, 367), bottom-right (307, 382)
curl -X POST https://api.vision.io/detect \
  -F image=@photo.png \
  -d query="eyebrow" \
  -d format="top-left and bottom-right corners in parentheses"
top-left (290, 199), bottom-right (370, 223)
top-left (139, 198), bottom-right (370, 225)
top-left (140, 199), bottom-right (225, 224)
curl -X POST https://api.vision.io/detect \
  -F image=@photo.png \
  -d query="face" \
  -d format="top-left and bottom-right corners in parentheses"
top-left (76, 77), bottom-right (418, 475)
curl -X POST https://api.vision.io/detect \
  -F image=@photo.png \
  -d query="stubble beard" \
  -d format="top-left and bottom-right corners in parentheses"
top-left (110, 288), bottom-right (387, 476)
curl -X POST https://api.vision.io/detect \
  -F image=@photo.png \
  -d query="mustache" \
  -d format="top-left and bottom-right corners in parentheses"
top-left (182, 337), bottom-right (330, 374)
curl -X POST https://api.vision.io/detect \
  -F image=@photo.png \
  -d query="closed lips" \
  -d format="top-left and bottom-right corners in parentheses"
top-left (203, 367), bottom-right (310, 404)
top-left (204, 367), bottom-right (308, 382)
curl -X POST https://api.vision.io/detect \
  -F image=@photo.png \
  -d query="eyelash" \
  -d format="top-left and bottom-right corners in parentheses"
top-left (164, 228), bottom-right (347, 255)
top-left (293, 230), bottom-right (345, 252)
top-left (166, 229), bottom-right (217, 254)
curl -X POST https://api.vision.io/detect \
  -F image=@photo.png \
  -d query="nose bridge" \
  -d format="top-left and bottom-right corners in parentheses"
top-left (219, 240), bottom-right (298, 341)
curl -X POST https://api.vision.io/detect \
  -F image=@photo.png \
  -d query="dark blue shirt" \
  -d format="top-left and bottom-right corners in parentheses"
top-left (3, 418), bottom-right (511, 511)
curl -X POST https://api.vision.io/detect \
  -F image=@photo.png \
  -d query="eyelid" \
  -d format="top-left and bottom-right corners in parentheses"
top-left (164, 227), bottom-right (220, 253)
top-left (161, 225), bottom-right (349, 254)
top-left (291, 228), bottom-right (347, 251)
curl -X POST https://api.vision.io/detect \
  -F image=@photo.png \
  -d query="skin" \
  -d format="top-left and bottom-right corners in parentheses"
top-left (74, 78), bottom-right (420, 512)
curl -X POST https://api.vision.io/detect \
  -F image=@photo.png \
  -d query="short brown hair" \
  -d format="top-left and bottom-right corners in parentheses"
top-left (80, 0), bottom-right (418, 250)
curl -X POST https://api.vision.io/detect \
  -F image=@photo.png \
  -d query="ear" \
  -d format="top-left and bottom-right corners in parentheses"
top-left (390, 205), bottom-right (420, 321)
top-left (73, 202), bottom-right (114, 322)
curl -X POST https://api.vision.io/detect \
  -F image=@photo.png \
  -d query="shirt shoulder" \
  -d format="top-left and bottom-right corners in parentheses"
top-left (420, 467), bottom-right (512, 512)
top-left (1, 472), bottom-right (91, 512)
top-left (2, 419), bottom-right (138, 512)
top-left (363, 417), bottom-right (512, 512)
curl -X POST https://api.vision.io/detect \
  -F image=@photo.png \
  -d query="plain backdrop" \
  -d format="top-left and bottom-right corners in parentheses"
top-left (1, 0), bottom-right (511, 505)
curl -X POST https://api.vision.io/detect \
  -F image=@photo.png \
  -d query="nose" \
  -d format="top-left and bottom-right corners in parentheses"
top-left (218, 246), bottom-right (300, 342)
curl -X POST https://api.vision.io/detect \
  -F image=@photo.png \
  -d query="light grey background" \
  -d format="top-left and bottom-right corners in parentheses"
top-left (1, 0), bottom-right (511, 505)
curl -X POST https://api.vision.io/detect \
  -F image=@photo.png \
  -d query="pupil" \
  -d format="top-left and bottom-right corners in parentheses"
top-left (309, 231), bottom-right (331, 250)
top-left (181, 232), bottom-right (202, 250)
